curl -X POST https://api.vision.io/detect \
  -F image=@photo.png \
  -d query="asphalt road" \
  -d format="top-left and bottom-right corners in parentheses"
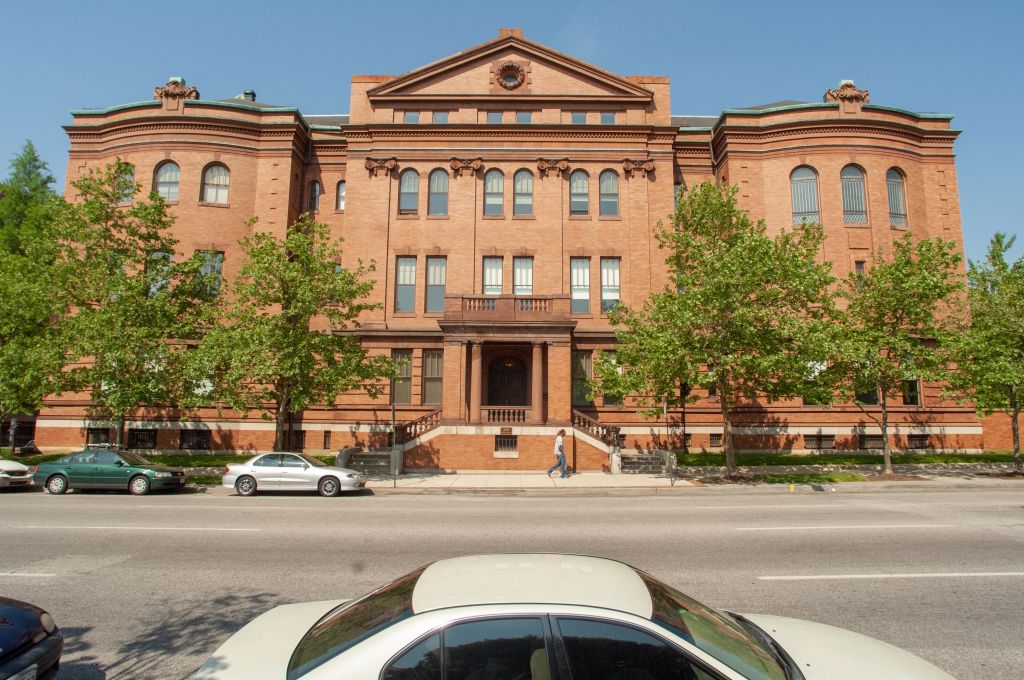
top-left (1, 486), bottom-right (1022, 679)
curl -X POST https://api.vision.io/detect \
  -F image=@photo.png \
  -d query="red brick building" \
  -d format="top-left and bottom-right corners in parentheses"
top-left (37, 28), bottom-right (997, 468)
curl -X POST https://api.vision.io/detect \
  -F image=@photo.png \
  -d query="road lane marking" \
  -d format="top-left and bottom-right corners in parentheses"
top-left (0, 572), bottom-right (56, 578)
top-left (10, 525), bottom-right (260, 532)
top-left (759, 572), bottom-right (1024, 581)
top-left (735, 524), bottom-right (953, 531)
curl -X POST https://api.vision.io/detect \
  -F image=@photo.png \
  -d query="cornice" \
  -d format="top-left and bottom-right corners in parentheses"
top-left (341, 124), bottom-right (674, 144)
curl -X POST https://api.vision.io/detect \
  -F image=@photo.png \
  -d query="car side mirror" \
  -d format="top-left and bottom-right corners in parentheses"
top-left (302, 464), bottom-right (309, 470)
top-left (115, 460), bottom-right (125, 466)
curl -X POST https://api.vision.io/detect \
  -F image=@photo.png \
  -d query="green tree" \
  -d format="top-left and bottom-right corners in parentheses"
top-left (593, 182), bottom-right (835, 473)
top-left (946, 233), bottom-right (1024, 470)
top-left (190, 215), bottom-right (395, 451)
top-left (829, 234), bottom-right (962, 474)
top-left (56, 160), bottom-right (211, 446)
top-left (0, 141), bottom-right (58, 255)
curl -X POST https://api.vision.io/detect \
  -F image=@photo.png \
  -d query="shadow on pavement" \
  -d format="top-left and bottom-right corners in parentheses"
top-left (56, 626), bottom-right (106, 679)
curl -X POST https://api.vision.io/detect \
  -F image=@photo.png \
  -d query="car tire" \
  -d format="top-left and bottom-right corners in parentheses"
top-left (318, 476), bottom-right (340, 497)
top-left (46, 475), bottom-right (68, 495)
top-left (129, 475), bottom-right (151, 496)
top-left (235, 475), bottom-right (257, 497)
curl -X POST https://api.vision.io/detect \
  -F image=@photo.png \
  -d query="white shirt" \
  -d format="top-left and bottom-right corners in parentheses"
top-left (554, 435), bottom-right (564, 455)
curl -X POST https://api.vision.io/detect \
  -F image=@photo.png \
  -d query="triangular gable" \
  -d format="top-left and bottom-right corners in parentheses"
top-left (367, 32), bottom-right (653, 103)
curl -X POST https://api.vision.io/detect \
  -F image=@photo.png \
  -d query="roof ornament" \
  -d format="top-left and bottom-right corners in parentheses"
top-left (450, 158), bottom-right (483, 177)
top-left (154, 76), bottom-right (199, 102)
top-left (823, 80), bottom-right (869, 104)
top-left (622, 159), bottom-right (656, 178)
top-left (537, 158), bottom-right (570, 177)
top-left (495, 62), bottom-right (526, 90)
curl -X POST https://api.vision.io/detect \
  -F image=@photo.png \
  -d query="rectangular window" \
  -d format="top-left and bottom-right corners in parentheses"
top-left (908, 434), bottom-right (929, 449)
top-left (600, 112), bottom-right (615, 125)
top-left (854, 260), bottom-right (866, 276)
top-left (391, 350), bottom-right (412, 405)
top-left (487, 111), bottom-right (503, 125)
top-left (600, 257), bottom-right (620, 313)
top-left (856, 388), bottom-right (879, 406)
top-left (425, 257), bottom-right (446, 313)
top-left (323, 430), bottom-right (332, 450)
top-left (483, 257), bottom-right (503, 295)
top-left (859, 434), bottom-right (884, 450)
top-left (126, 428), bottom-right (157, 450)
top-left (571, 111), bottom-right (587, 125)
top-left (710, 433), bottom-right (723, 447)
top-left (515, 111), bottom-right (532, 124)
top-left (432, 111), bottom-right (448, 124)
top-left (513, 257), bottom-right (533, 295)
top-left (570, 257), bottom-right (590, 313)
top-left (572, 350), bottom-right (593, 406)
top-left (422, 350), bottom-right (443, 405)
top-left (603, 351), bottom-right (622, 406)
top-left (495, 435), bottom-right (517, 452)
top-left (403, 111), bottom-right (419, 124)
top-left (86, 427), bottom-right (111, 445)
top-left (395, 257), bottom-right (416, 313)
top-left (804, 434), bottom-right (835, 450)
top-left (147, 251), bottom-right (172, 296)
top-left (197, 251), bottom-right (224, 297)
top-left (180, 429), bottom-right (212, 450)
top-left (903, 379), bottom-right (921, 406)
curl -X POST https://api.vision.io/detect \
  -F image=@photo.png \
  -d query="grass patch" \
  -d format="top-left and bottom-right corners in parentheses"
top-left (757, 472), bottom-right (866, 484)
top-left (676, 452), bottom-right (1019, 467)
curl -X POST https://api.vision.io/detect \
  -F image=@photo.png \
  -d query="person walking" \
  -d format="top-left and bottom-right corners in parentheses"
top-left (547, 428), bottom-right (568, 478)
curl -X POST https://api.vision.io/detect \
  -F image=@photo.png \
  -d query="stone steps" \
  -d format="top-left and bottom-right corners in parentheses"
top-left (344, 452), bottom-right (393, 476)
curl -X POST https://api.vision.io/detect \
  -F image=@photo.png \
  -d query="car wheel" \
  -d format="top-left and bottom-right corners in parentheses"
top-left (46, 475), bottom-right (68, 495)
top-left (129, 475), bottom-right (151, 496)
top-left (235, 475), bottom-right (257, 497)
top-left (318, 476), bottom-right (340, 497)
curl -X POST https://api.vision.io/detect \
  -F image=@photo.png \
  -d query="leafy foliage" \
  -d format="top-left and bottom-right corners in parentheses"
top-left (0, 141), bottom-right (57, 255)
top-left (189, 215), bottom-right (395, 451)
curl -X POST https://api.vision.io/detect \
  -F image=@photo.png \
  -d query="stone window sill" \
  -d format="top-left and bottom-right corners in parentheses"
top-left (199, 202), bottom-right (230, 209)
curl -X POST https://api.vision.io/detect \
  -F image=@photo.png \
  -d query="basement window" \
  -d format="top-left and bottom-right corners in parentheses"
top-left (180, 429), bottom-right (212, 450)
top-left (495, 435), bottom-right (518, 452)
top-left (859, 434), bottom-right (884, 450)
top-left (804, 434), bottom-right (835, 450)
top-left (709, 433), bottom-right (722, 447)
top-left (907, 434), bottom-right (929, 449)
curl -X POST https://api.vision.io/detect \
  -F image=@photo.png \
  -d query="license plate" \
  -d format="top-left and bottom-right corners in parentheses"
top-left (10, 664), bottom-right (38, 680)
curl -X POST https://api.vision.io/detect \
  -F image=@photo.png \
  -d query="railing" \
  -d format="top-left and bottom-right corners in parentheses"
top-left (572, 410), bottom-right (621, 447)
top-left (484, 407), bottom-right (529, 423)
top-left (395, 409), bottom-right (442, 444)
top-left (444, 295), bottom-right (571, 322)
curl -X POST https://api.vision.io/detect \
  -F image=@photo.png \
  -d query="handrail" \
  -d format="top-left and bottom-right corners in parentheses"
top-left (571, 410), bottom-right (621, 447)
top-left (484, 407), bottom-right (528, 423)
top-left (395, 409), bottom-right (442, 444)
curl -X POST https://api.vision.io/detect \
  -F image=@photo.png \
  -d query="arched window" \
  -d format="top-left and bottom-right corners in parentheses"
top-left (569, 170), bottom-right (589, 215)
top-left (336, 181), bottom-right (346, 211)
top-left (790, 166), bottom-right (819, 224)
top-left (307, 181), bottom-right (321, 212)
top-left (154, 162), bottom-right (180, 201)
top-left (513, 170), bottom-right (533, 216)
top-left (840, 165), bottom-right (867, 223)
top-left (428, 169), bottom-right (448, 216)
top-left (599, 170), bottom-right (619, 217)
top-left (484, 170), bottom-right (503, 216)
top-left (201, 164), bottom-right (230, 204)
top-left (887, 168), bottom-right (907, 228)
top-left (398, 170), bottom-right (419, 214)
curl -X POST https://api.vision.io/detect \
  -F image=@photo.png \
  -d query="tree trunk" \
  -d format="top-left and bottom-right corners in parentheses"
top-left (718, 377), bottom-right (736, 474)
top-left (881, 389), bottom-right (893, 475)
top-left (8, 414), bottom-right (16, 456)
top-left (274, 383), bottom-right (289, 452)
top-left (114, 416), bottom-right (125, 448)
top-left (1010, 387), bottom-right (1021, 472)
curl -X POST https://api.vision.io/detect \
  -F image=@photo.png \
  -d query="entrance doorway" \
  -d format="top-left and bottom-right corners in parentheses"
top-left (487, 355), bottom-right (528, 405)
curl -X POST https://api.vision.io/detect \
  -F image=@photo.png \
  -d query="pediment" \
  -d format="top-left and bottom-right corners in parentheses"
top-left (367, 34), bottom-right (653, 103)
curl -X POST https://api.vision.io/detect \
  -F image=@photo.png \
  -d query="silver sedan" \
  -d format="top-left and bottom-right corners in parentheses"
top-left (223, 453), bottom-right (365, 497)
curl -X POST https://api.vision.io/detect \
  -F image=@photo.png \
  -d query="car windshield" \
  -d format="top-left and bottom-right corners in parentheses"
top-left (298, 454), bottom-right (327, 467)
top-left (636, 570), bottom-right (788, 680)
top-left (287, 567), bottom-right (425, 679)
top-left (119, 452), bottom-right (153, 466)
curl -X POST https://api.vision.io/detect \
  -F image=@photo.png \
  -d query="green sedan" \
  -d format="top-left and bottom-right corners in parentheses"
top-left (32, 448), bottom-right (187, 495)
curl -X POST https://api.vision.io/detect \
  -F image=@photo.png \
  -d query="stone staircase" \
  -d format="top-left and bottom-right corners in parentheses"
top-left (341, 450), bottom-right (393, 476)
top-left (619, 452), bottom-right (668, 474)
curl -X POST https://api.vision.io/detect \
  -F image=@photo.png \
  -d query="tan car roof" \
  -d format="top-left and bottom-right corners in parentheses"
top-left (411, 554), bottom-right (653, 618)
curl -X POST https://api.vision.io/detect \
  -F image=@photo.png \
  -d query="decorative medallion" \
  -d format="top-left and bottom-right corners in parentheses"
top-left (364, 157), bottom-right (398, 177)
top-left (823, 80), bottom-right (869, 104)
top-left (537, 158), bottom-right (570, 177)
top-left (154, 77), bottom-right (199, 101)
top-left (450, 158), bottom-right (483, 178)
top-left (496, 62), bottom-right (526, 90)
top-left (623, 159), bottom-right (656, 178)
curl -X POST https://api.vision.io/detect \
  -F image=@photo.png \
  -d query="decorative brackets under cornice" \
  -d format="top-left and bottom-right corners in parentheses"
top-left (622, 159), bottom-right (655, 178)
top-left (537, 158), bottom-right (570, 177)
top-left (364, 157), bottom-right (398, 177)
top-left (450, 158), bottom-right (483, 177)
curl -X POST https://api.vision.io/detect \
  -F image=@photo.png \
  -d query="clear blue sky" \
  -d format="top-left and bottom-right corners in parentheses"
top-left (2, 0), bottom-right (1020, 262)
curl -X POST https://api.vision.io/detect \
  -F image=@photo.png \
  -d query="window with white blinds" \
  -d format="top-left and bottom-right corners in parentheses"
top-left (514, 170), bottom-right (533, 216)
top-left (202, 164), bottom-right (229, 204)
top-left (336, 181), bottom-right (346, 211)
top-left (570, 171), bottom-right (589, 215)
top-left (887, 168), bottom-right (907, 228)
top-left (395, 257), bottom-right (416, 312)
top-left (428, 170), bottom-right (448, 216)
top-left (425, 257), bottom-right (446, 312)
top-left (483, 257), bottom-right (502, 295)
top-left (599, 170), bottom-right (619, 217)
top-left (422, 350), bottom-right (443, 405)
top-left (513, 257), bottom-right (533, 295)
top-left (484, 170), bottom-right (503, 216)
top-left (571, 257), bottom-right (590, 313)
top-left (155, 162), bottom-right (179, 201)
top-left (399, 170), bottom-right (418, 214)
top-left (790, 166), bottom-right (819, 224)
top-left (841, 165), bottom-right (867, 223)
top-left (600, 257), bottom-right (620, 312)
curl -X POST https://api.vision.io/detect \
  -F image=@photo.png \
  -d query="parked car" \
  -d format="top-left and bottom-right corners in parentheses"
top-left (32, 448), bottom-right (186, 495)
top-left (0, 457), bottom-right (33, 490)
top-left (0, 596), bottom-right (63, 680)
top-left (194, 553), bottom-right (954, 680)
top-left (223, 453), bottom-right (365, 497)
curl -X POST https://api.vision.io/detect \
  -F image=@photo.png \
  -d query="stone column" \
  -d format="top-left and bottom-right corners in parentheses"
top-left (441, 341), bottom-right (465, 423)
top-left (531, 342), bottom-right (544, 423)
top-left (470, 341), bottom-right (482, 424)
top-left (547, 341), bottom-right (572, 424)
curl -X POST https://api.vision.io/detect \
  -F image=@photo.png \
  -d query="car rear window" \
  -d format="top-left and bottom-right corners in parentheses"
top-left (287, 567), bottom-right (425, 679)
